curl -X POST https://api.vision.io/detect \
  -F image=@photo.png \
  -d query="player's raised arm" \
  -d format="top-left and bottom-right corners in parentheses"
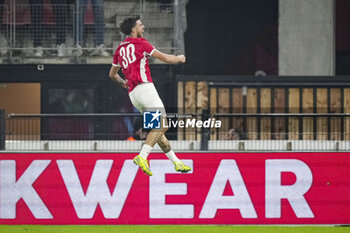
top-left (152, 50), bottom-right (186, 64)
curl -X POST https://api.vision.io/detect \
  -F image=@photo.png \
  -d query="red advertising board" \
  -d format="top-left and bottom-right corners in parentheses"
top-left (0, 152), bottom-right (349, 225)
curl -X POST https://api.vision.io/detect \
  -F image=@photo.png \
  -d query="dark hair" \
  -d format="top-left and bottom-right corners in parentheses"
top-left (120, 15), bottom-right (140, 35)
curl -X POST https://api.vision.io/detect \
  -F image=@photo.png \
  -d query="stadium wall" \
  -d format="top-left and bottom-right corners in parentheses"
top-left (184, 0), bottom-right (278, 75)
top-left (279, 0), bottom-right (335, 75)
top-left (0, 152), bottom-right (349, 224)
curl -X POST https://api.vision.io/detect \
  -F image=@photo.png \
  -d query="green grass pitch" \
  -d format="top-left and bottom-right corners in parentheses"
top-left (0, 225), bottom-right (349, 233)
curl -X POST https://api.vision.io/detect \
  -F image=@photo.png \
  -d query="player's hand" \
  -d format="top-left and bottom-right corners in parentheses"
top-left (121, 79), bottom-right (129, 90)
top-left (177, 55), bottom-right (186, 63)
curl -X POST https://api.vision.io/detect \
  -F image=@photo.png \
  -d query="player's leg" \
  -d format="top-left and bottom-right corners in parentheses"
top-left (157, 135), bottom-right (191, 173)
top-left (129, 83), bottom-right (167, 176)
top-left (133, 115), bottom-right (167, 176)
top-left (144, 119), bottom-right (168, 147)
top-left (136, 117), bottom-right (191, 174)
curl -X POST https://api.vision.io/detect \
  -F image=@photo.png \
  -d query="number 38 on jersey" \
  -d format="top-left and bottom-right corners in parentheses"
top-left (120, 44), bottom-right (136, 69)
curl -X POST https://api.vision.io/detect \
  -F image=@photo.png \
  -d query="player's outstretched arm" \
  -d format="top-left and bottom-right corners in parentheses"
top-left (152, 50), bottom-right (186, 64)
top-left (109, 65), bottom-right (129, 90)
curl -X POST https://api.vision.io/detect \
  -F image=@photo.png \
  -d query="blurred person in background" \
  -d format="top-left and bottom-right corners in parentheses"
top-left (159, 0), bottom-right (173, 13)
top-left (225, 128), bottom-right (243, 140)
top-left (0, 0), bottom-right (7, 56)
top-left (126, 118), bottom-right (149, 141)
top-left (74, 0), bottom-right (108, 56)
top-left (30, 0), bottom-right (67, 57)
top-left (0, 0), bottom-right (3, 25)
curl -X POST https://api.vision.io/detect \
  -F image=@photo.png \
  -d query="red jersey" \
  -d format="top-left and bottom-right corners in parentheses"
top-left (112, 37), bottom-right (157, 92)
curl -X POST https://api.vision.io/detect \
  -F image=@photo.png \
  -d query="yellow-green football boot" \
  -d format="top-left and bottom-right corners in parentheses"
top-left (133, 155), bottom-right (152, 176)
top-left (174, 161), bottom-right (191, 173)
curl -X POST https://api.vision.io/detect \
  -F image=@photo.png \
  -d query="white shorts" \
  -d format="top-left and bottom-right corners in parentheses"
top-left (129, 82), bottom-right (165, 114)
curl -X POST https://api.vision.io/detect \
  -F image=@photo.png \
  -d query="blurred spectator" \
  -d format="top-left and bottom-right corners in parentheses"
top-left (0, 0), bottom-right (3, 24)
top-left (30, 0), bottom-right (67, 57)
top-left (0, 0), bottom-right (7, 56)
top-left (75, 0), bottom-right (108, 56)
top-left (159, 0), bottom-right (173, 13)
top-left (225, 128), bottom-right (243, 140)
top-left (127, 118), bottom-right (148, 141)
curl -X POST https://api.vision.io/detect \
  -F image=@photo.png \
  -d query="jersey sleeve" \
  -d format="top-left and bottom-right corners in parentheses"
top-left (112, 50), bottom-right (121, 67)
top-left (142, 40), bottom-right (157, 56)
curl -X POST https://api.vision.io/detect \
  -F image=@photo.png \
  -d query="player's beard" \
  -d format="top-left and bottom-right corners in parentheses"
top-left (137, 31), bottom-right (143, 38)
